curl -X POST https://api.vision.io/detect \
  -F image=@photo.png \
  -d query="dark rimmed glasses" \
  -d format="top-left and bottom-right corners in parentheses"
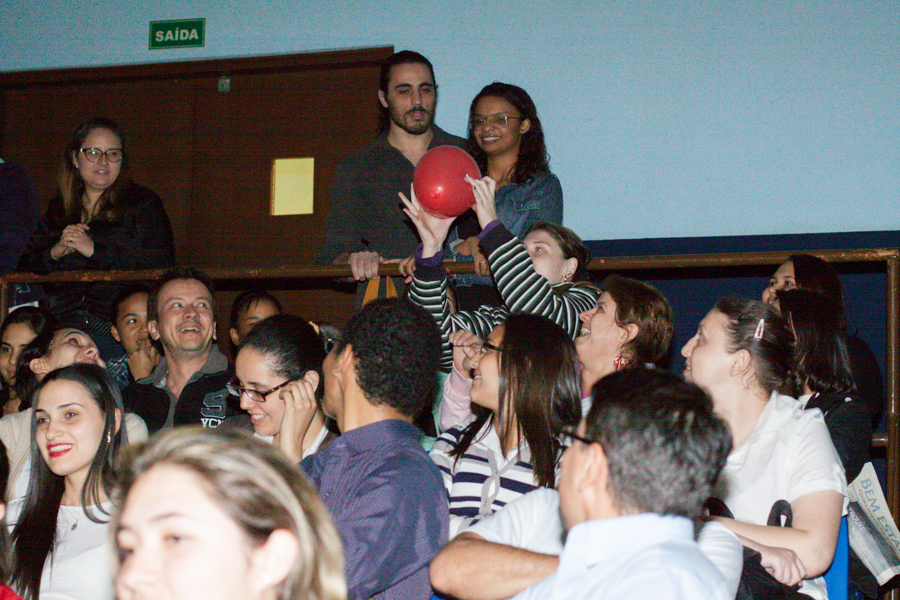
top-left (226, 376), bottom-right (293, 403)
top-left (560, 427), bottom-right (594, 446)
top-left (79, 147), bottom-right (124, 163)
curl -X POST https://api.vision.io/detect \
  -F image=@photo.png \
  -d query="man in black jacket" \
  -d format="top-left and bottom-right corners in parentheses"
top-left (124, 267), bottom-right (236, 434)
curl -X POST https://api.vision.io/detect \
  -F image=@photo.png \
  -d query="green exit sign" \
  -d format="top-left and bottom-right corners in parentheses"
top-left (149, 18), bottom-right (205, 50)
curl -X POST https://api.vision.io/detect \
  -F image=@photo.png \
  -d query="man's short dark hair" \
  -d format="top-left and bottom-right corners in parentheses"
top-left (147, 267), bottom-right (216, 323)
top-left (230, 289), bottom-right (283, 328)
top-left (109, 283), bottom-right (153, 324)
top-left (584, 368), bottom-right (732, 520)
top-left (377, 50), bottom-right (436, 133)
top-left (334, 298), bottom-right (440, 417)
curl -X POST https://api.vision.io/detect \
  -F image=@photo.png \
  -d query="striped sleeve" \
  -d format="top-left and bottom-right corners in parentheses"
top-left (481, 224), bottom-right (600, 339)
top-left (409, 267), bottom-right (507, 372)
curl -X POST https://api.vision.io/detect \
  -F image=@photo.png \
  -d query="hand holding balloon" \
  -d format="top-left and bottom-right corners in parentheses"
top-left (412, 146), bottom-right (481, 218)
top-left (467, 175), bottom-right (499, 230)
top-left (399, 185), bottom-right (455, 258)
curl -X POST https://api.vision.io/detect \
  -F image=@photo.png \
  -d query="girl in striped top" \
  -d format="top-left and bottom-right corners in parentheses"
top-left (402, 176), bottom-right (599, 373)
top-left (429, 313), bottom-right (582, 538)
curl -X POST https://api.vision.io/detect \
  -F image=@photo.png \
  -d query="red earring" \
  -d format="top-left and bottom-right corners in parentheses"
top-left (613, 355), bottom-right (625, 371)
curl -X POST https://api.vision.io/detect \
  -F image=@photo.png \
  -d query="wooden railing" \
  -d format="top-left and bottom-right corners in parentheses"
top-left (3, 248), bottom-right (898, 524)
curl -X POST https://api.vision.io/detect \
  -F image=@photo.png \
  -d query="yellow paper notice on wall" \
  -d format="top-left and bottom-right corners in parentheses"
top-left (271, 158), bottom-right (315, 215)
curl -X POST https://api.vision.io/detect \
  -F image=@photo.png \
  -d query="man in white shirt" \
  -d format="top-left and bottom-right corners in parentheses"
top-left (431, 368), bottom-right (737, 600)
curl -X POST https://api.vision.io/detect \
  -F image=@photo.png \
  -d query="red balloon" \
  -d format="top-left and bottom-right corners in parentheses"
top-left (412, 146), bottom-right (482, 218)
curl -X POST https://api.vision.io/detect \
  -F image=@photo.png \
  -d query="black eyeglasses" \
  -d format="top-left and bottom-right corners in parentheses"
top-left (560, 427), bottom-right (594, 446)
top-left (478, 340), bottom-right (502, 355)
top-left (79, 147), bottom-right (124, 163)
top-left (470, 113), bottom-right (524, 128)
top-left (226, 376), bottom-right (293, 403)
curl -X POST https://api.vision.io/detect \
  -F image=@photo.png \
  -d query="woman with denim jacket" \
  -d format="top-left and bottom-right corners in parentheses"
top-left (448, 83), bottom-right (563, 310)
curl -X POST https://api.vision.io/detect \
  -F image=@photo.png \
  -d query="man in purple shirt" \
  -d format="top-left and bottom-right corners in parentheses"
top-left (302, 298), bottom-right (447, 600)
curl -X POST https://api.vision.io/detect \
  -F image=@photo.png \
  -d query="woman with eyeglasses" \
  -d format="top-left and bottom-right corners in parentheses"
top-left (224, 315), bottom-right (335, 463)
top-left (446, 82), bottom-right (563, 310)
top-left (429, 313), bottom-right (582, 539)
top-left (17, 117), bottom-right (174, 362)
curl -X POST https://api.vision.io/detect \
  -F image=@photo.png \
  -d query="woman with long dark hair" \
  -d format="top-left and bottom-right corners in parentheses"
top-left (682, 299), bottom-right (845, 599)
top-left (429, 313), bottom-right (582, 538)
top-left (17, 117), bottom-right (174, 361)
top-left (778, 288), bottom-right (870, 482)
top-left (448, 82), bottom-right (562, 309)
top-left (762, 253), bottom-right (883, 428)
top-left (0, 324), bottom-right (146, 502)
top-left (8, 364), bottom-right (125, 600)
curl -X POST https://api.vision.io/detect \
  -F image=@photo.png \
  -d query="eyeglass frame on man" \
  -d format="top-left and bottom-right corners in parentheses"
top-left (560, 427), bottom-right (595, 446)
top-left (469, 113), bottom-right (525, 129)
top-left (79, 147), bottom-right (124, 163)
top-left (226, 376), bottom-right (293, 403)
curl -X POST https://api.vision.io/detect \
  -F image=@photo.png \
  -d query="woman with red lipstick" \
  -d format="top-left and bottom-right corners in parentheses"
top-left (0, 307), bottom-right (54, 416)
top-left (0, 324), bottom-right (146, 503)
top-left (8, 364), bottom-right (125, 600)
top-left (224, 315), bottom-right (335, 462)
top-left (447, 83), bottom-right (563, 310)
top-left (17, 117), bottom-right (174, 362)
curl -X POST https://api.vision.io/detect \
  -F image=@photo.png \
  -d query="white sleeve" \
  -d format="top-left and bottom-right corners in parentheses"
top-left (697, 521), bottom-right (743, 600)
top-left (465, 488), bottom-right (565, 555)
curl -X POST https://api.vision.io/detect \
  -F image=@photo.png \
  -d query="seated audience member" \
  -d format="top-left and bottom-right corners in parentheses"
top-left (430, 314), bottom-right (581, 538)
top-left (430, 370), bottom-right (742, 600)
top-left (778, 289), bottom-right (871, 482)
top-left (779, 288), bottom-right (877, 599)
top-left (224, 315), bottom-right (335, 462)
top-left (0, 324), bottom-right (147, 501)
top-left (0, 441), bottom-right (24, 600)
top-left (440, 368), bottom-right (732, 600)
top-left (0, 307), bottom-right (53, 415)
top-left (124, 267), bottom-right (236, 434)
top-left (439, 274), bottom-right (672, 432)
top-left (9, 364), bottom-right (128, 600)
top-left (106, 284), bottom-right (159, 389)
top-left (403, 182), bottom-right (598, 372)
top-left (112, 428), bottom-right (347, 600)
top-left (229, 289), bottom-right (283, 347)
top-left (302, 298), bottom-right (447, 600)
top-left (763, 254), bottom-right (883, 427)
top-left (446, 82), bottom-right (563, 310)
top-left (17, 117), bottom-right (175, 362)
top-left (0, 159), bottom-right (41, 309)
top-left (683, 299), bottom-right (846, 599)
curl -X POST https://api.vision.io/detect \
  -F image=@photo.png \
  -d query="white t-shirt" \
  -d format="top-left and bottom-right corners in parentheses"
top-left (712, 392), bottom-right (848, 600)
top-left (468, 487), bottom-right (743, 598)
top-left (7, 500), bottom-right (114, 600)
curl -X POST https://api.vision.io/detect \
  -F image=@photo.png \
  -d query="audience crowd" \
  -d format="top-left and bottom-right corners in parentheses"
top-left (0, 49), bottom-right (886, 600)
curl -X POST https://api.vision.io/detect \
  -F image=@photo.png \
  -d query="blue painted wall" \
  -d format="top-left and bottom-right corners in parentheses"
top-left (2, 0), bottom-right (898, 242)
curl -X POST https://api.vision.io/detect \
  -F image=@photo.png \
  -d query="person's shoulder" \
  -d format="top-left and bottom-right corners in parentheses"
top-left (431, 126), bottom-right (466, 148)
top-left (336, 135), bottom-right (390, 170)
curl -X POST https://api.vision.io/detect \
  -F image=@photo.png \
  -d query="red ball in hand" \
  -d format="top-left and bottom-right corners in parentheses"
top-left (412, 146), bottom-right (482, 218)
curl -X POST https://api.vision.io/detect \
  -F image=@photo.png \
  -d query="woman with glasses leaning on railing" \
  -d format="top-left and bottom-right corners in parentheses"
top-left (17, 117), bottom-right (175, 363)
top-left (443, 82), bottom-right (563, 310)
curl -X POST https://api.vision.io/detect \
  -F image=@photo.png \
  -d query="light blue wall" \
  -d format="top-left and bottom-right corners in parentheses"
top-left (2, 0), bottom-right (898, 241)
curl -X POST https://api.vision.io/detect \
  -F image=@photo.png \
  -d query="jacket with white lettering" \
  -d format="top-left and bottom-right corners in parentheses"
top-left (123, 357), bottom-right (237, 435)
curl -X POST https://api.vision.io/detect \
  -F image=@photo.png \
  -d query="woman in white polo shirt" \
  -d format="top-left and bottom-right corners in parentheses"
top-left (682, 298), bottom-right (846, 600)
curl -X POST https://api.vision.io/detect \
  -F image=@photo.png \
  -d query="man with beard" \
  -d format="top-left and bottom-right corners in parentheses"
top-left (317, 50), bottom-right (464, 303)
